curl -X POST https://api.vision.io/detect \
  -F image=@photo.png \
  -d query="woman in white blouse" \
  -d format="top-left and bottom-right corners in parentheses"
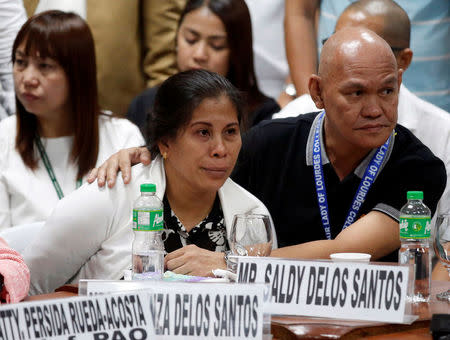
top-left (24, 70), bottom-right (277, 295)
top-left (0, 11), bottom-right (144, 230)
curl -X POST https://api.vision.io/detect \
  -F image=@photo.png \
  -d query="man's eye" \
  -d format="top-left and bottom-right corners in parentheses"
top-left (352, 90), bottom-right (363, 96)
top-left (381, 88), bottom-right (394, 95)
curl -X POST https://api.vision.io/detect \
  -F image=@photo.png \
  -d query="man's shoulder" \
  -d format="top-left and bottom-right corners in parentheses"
top-left (249, 111), bottom-right (319, 139)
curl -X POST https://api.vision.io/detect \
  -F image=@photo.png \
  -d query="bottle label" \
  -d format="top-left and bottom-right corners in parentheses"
top-left (399, 217), bottom-right (431, 239)
top-left (133, 209), bottom-right (163, 231)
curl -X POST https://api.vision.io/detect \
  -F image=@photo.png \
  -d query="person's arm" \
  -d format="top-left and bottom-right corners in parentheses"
top-left (277, 75), bottom-right (295, 108)
top-left (284, 0), bottom-right (320, 96)
top-left (22, 182), bottom-right (119, 295)
top-left (0, 237), bottom-right (30, 303)
top-left (87, 147), bottom-right (151, 187)
top-left (142, 0), bottom-right (185, 87)
top-left (271, 211), bottom-right (399, 260)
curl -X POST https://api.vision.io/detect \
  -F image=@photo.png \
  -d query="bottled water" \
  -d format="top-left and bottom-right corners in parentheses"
top-left (398, 191), bottom-right (431, 302)
top-left (132, 183), bottom-right (164, 280)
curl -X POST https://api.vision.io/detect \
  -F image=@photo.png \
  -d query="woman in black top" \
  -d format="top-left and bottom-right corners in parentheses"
top-left (127, 0), bottom-right (279, 134)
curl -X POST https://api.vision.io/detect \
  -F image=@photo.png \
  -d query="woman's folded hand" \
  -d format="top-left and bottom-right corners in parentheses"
top-left (164, 244), bottom-right (226, 277)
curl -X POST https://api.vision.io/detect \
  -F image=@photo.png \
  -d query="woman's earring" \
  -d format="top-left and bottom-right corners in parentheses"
top-left (162, 152), bottom-right (167, 160)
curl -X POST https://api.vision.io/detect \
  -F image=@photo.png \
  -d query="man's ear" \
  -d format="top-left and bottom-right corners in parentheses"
top-left (396, 48), bottom-right (413, 71)
top-left (397, 68), bottom-right (404, 90)
top-left (309, 75), bottom-right (325, 109)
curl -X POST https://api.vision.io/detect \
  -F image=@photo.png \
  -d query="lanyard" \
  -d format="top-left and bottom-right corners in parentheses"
top-left (312, 112), bottom-right (391, 240)
top-left (35, 136), bottom-right (82, 200)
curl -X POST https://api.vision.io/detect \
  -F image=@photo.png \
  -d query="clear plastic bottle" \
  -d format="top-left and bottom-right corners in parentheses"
top-left (398, 191), bottom-right (431, 302)
top-left (132, 183), bottom-right (164, 280)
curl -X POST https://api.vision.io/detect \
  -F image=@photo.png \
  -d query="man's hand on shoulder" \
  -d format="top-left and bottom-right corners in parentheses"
top-left (87, 146), bottom-right (151, 188)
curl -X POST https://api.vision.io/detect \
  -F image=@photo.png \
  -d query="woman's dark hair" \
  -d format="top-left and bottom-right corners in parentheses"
top-left (178, 0), bottom-right (267, 127)
top-left (147, 69), bottom-right (243, 157)
top-left (12, 10), bottom-right (100, 180)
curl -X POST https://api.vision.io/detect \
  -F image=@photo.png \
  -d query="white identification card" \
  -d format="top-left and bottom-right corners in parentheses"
top-left (236, 257), bottom-right (409, 323)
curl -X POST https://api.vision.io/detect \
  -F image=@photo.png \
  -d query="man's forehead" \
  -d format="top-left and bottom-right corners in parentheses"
top-left (338, 73), bottom-right (398, 89)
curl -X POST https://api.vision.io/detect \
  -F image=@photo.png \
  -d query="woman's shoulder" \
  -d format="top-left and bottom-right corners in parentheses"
top-left (98, 113), bottom-right (144, 144)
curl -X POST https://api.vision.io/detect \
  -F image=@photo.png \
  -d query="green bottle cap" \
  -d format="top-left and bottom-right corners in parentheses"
top-left (140, 183), bottom-right (156, 193)
top-left (407, 191), bottom-right (423, 200)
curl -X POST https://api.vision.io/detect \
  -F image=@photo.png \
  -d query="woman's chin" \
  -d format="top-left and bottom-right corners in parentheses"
top-left (196, 174), bottom-right (229, 193)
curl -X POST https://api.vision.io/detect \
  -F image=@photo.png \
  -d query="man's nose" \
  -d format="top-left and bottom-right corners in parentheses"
top-left (362, 95), bottom-right (383, 117)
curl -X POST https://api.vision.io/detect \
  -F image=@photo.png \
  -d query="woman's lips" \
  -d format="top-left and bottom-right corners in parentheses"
top-left (201, 167), bottom-right (228, 179)
top-left (21, 93), bottom-right (39, 101)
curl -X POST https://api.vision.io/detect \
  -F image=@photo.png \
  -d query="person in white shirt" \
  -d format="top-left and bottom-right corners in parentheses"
top-left (23, 70), bottom-right (277, 295)
top-left (0, 0), bottom-right (27, 119)
top-left (0, 11), bottom-right (144, 230)
top-left (273, 0), bottom-right (450, 217)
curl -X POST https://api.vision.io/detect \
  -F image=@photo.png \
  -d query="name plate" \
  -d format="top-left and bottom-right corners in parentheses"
top-left (236, 257), bottom-right (409, 323)
top-left (0, 282), bottom-right (266, 340)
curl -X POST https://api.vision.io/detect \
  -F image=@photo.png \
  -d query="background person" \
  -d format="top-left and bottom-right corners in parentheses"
top-left (0, 11), bottom-right (144, 230)
top-left (0, 0), bottom-right (27, 120)
top-left (127, 0), bottom-right (280, 134)
top-left (284, 0), bottom-right (450, 112)
top-left (24, 0), bottom-right (186, 116)
top-left (24, 70), bottom-right (277, 295)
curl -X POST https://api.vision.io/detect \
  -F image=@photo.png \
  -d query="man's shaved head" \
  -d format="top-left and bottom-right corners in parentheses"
top-left (309, 26), bottom-right (402, 153)
top-left (336, 0), bottom-right (410, 49)
top-left (318, 27), bottom-right (397, 81)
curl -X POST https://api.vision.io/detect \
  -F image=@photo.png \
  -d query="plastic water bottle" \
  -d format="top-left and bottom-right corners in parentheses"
top-left (398, 191), bottom-right (431, 302)
top-left (132, 183), bottom-right (164, 280)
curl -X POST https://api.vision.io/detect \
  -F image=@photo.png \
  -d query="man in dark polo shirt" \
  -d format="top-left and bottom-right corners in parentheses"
top-left (89, 28), bottom-right (446, 263)
top-left (233, 27), bottom-right (445, 261)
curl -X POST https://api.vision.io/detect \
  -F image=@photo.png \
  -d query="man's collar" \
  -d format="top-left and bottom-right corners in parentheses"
top-left (306, 112), bottom-right (396, 178)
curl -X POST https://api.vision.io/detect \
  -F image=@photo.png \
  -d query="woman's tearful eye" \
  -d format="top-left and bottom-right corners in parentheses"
top-left (198, 129), bottom-right (210, 137)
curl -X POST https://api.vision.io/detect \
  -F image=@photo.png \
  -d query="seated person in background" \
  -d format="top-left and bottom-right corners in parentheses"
top-left (0, 237), bottom-right (29, 303)
top-left (273, 0), bottom-right (450, 218)
top-left (0, 11), bottom-right (144, 230)
top-left (90, 28), bottom-right (446, 263)
top-left (127, 0), bottom-right (279, 133)
top-left (24, 70), bottom-right (277, 295)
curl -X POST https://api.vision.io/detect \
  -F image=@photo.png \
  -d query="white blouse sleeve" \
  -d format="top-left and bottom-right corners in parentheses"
top-left (23, 179), bottom-right (132, 295)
